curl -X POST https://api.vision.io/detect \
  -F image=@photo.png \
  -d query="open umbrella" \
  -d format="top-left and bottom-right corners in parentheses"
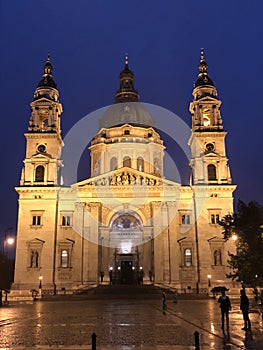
top-left (211, 286), bottom-right (229, 293)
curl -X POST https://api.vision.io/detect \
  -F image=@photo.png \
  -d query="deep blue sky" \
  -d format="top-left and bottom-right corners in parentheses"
top-left (1, 1), bottom-right (263, 238)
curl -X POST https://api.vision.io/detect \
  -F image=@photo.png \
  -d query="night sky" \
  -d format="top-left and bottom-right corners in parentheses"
top-left (1, 1), bottom-right (263, 239)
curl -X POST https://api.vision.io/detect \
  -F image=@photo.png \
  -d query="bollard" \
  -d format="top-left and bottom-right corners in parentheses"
top-left (91, 332), bottom-right (97, 350)
top-left (194, 331), bottom-right (200, 350)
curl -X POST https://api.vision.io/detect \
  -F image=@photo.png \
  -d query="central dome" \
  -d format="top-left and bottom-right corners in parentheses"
top-left (99, 102), bottom-right (155, 129)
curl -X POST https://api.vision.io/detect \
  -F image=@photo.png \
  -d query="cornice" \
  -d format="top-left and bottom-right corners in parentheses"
top-left (192, 131), bottom-right (227, 138)
top-left (24, 133), bottom-right (64, 144)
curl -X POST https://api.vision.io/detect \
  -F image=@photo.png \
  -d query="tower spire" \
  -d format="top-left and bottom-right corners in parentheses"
top-left (198, 48), bottom-right (208, 75)
top-left (37, 53), bottom-right (57, 89)
top-left (194, 48), bottom-right (214, 88)
top-left (29, 55), bottom-right (62, 133)
top-left (125, 53), bottom-right (129, 67)
top-left (200, 48), bottom-right (205, 61)
top-left (115, 54), bottom-right (139, 103)
top-left (189, 50), bottom-right (223, 132)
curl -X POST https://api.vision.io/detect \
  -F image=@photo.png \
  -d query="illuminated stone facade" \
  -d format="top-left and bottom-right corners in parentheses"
top-left (12, 53), bottom-right (236, 296)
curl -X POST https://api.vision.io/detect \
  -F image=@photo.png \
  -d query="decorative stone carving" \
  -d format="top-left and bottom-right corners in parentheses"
top-left (101, 205), bottom-right (112, 224)
top-left (85, 171), bottom-right (163, 187)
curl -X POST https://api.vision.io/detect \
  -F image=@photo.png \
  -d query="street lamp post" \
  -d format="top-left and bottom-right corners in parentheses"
top-left (39, 274), bottom-right (43, 298)
top-left (207, 274), bottom-right (211, 288)
top-left (109, 267), bottom-right (113, 285)
top-left (0, 231), bottom-right (15, 306)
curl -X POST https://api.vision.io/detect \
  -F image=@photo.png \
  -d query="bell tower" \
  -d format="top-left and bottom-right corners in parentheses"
top-left (189, 50), bottom-right (232, 185)
top-left (20, 54), bottom-right (63, 186)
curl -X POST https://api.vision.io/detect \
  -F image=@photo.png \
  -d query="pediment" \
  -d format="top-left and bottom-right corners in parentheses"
top-left (207, 236), bottom-right (224, 243)
top-left (205, 152), bottom-right (220, 157)
top-left (31, 152), bottom-right (52, 159)
top-left (74, 167), bottom-right (180, 188)
top-left (27, 238), bottom-right (45, 245)
top-left (198, 96), bottom-right (219, 103)
top-left (31, 97), bottom-right (52, 103)
top-left (58, 238), bottom-right (75, 247)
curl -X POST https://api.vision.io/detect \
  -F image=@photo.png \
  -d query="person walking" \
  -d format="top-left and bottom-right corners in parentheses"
top-left (218, 290), bottom-right (231, 332)
top-left (240, 289), bottom-right (251, 331)
top-left (173, 290), bottom-right (178, 304)
top-left (162, 291), bottom-right (167, 308)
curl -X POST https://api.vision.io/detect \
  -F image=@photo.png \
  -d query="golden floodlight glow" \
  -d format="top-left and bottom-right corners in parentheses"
top-left (232, 234), bottom-right (238, 241)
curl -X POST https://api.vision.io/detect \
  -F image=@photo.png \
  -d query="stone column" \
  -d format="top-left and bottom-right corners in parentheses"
top-left (143, 226), bottom-right (152, 283)
top-left (151, 201), bottom-right (163, 283)
top-left (83, 202), bottom-right (101, 284)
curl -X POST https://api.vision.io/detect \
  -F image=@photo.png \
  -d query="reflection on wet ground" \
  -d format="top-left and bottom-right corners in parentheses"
top-left (0, 286), bottom-right (262, 349)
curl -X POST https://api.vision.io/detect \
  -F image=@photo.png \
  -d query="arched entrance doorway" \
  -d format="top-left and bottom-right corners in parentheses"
top-left (109, 212), bottom-right (143, 284)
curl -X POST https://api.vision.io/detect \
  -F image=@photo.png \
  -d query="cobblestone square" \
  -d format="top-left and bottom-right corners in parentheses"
top-left (1, 286), bottom-right (263, 350)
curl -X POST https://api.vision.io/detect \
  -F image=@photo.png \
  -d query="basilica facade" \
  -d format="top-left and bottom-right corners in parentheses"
top-left (12, 53), bottom-right (236, 296)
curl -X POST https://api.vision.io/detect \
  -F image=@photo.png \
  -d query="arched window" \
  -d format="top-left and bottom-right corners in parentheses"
top-left (35, 165), bottom-right (45, 182)
top-left (203, 116), bottom-right (210, 126)
top-left (137, 157), bottom-right (144, 172)
top-left (110, 157), bottom-right (118, 171)
top-left (184, 248), bottom-right (192, 267)
top-left (40, 117), bottom-right (49, 130)
top-left (61, 249), bottom-right (69, 268)
top-left (214, 249), bottom-right (222, 266)
top-left (111, 214), bottom-right (141, 229)
top-left (207, 164), bottom-right (217, 181)
top-left (123, 156), bottom-right (131, 168)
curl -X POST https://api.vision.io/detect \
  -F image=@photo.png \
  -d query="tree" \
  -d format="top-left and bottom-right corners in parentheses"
top-left (219, 200), bottom-right (263, 286)
top-left (0, 252), bottom-right (14, 290)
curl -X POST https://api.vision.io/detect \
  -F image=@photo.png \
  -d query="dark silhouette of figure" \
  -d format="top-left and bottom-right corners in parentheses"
top-left (162, 291), bottom-right (167, 308)
top-left (173, 290), bottom-right (178, 303)
top-left (218, 290), bottom-right (231, 332)
top-left (253, 287), bottom-right (259, 303)
top-left (109, 270), bottom-right (113, 285)
top-left (240, 289), bottom-right (251, 331)
top-left (139, 270), bottom-right (144, 285)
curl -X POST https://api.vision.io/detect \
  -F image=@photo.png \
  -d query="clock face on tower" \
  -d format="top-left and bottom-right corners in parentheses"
top-left (37, 144), bottom-right (46, 153)
top-left (205, 143), bottom-right (215, 152)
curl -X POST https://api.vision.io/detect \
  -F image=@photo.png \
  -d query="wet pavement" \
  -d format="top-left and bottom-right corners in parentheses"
top-left (0, 286), bottom-right (263, 350)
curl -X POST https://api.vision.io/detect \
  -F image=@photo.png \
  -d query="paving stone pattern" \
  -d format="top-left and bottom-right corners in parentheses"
top-left (0, 285), bottom-right (263, 349)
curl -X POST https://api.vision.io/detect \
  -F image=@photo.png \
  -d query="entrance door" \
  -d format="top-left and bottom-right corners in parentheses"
top-left (121, 260), bottom-right (133, 284)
